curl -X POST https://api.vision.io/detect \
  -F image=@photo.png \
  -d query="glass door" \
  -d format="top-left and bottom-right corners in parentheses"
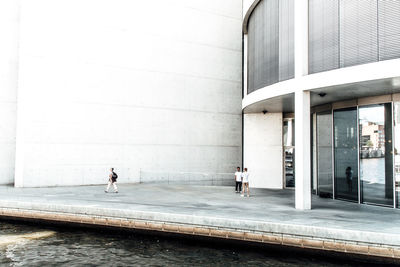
top-left (283, 118), bottom-right (295, 188)
top-left (359, 104), bottom-right (393, 206)
top-left (394, 102), bottom-right (400, 208)
top-left (334, 108), bottom-right (359, 201)
top-left (317, 111), bottom-right (333, 198)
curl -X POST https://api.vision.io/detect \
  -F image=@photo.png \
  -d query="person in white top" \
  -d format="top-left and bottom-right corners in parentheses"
top-left (241, 168), bottom-right (250, 197)
top-left (105, 168), bottom-right (118, 193)
top-left (234, 167), bottom-right (242, 193)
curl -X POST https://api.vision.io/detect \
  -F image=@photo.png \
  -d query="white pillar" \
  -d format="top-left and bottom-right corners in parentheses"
top-left (295, 91), bottom-right (311, 210)
top-left (294, 0), bottom-right (310, 210)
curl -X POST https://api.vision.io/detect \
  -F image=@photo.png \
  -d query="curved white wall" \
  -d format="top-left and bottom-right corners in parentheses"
top-left (0, 0), bottom-right (19, 185)
top-left (14, 0), bottom-right (243, 187)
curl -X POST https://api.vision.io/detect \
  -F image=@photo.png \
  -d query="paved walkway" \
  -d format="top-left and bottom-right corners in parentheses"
top-left (1, 183), bottom-right (400, 257)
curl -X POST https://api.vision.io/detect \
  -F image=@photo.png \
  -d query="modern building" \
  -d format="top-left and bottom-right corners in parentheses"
top-left (0, 0), bottom-right (243, 187)
top-left (2, 0), bottom-right (400, 212)
top-left (242, 0), bottom-right (400, 209)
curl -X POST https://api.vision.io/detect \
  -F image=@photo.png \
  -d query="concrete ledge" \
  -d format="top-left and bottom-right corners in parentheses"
top-left (1, 206), bottom-right (400, 260)
top-left (1, 199), bottom-right (400, 247)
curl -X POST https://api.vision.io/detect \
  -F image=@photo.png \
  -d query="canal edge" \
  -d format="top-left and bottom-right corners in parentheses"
top-left (0, 207), bottom-right (399, 260)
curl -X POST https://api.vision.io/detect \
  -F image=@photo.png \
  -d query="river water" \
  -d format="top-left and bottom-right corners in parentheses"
top-left (0, 220), bottom-right (394, 266)
top-left (360, 158), bottom-right (385, 184)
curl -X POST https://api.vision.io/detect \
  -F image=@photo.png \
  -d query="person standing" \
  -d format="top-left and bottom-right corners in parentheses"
top-left (241, 168), bottom-right (250, 197)
top-left (234, 167), bottom-right (242, 193)
top-left (345, 166), bottom-right (353, 193)
top-left (105, 168), bottom-right (118, 193)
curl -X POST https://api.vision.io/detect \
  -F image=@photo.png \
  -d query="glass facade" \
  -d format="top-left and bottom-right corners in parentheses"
top-left (283, 119), bottom-right (295, 188)
top-left (314, 101), bottom-right (400, 208)
top-left (394, 103), bottom-right (400, 208)
top-left (317, 111), bottom-right (333, 197)
top-left (333, 108), bottom-right (359, 202)
top-left (245, 0), bottom-right (400, 208)
top-left (359, 104), bottom-right (393, 206)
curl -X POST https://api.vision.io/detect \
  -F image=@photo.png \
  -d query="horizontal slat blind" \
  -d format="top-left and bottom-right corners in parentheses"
top-left (309, 0), bottom-right (400, 73)
top-left (339, 0), bottom-right (378, 68)
top-left (262, 0), bottom-right (279, 89)
top-left (308, 0), bottom-right (339, 74)
top-left (279, 0), bottom-right (295, 81)
top-left (247, 6), bottom-right (256, 92)
top-left (378, 0), bottom-right (400, 61)
top-left (247, 0), bottom-right (294, 94)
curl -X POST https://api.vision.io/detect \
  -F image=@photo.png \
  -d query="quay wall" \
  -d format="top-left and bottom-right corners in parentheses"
top-left (0, 202), bottom-right (399, 260)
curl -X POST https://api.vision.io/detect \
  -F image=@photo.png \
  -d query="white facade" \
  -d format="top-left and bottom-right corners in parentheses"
top-left (0, 0), bottom-right (244, 187)
top-left (243, 113), bottom-right (282, 188)
top-left (0, 0), bottom-right (19, 185)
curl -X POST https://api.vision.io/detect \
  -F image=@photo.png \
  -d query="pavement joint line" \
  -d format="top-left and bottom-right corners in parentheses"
top-left (1, 207), bottom-right (400, 259)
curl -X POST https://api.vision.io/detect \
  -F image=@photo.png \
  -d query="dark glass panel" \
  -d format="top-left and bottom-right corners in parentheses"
top-left (317, 111), bottom-right (333, 198)
top-left (334, 108), bottom-right (359, 201)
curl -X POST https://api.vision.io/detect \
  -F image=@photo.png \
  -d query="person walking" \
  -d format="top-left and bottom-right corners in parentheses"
top-left (241, 168), bottom-right (250, 197)
top-left (105, 168), bottom-right (118, 193)
top-left (234, 167), bottom-right (242, 193)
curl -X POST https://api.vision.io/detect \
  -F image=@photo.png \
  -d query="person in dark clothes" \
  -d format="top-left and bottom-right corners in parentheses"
top-left (345, 166), bottom-right (353, 192)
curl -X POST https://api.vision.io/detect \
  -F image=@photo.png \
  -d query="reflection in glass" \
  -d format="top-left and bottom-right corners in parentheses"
top-left (317, 111), bottom-right (333, 198)
top-left (284, 119), bottom-right (295, 188)
top-left (283, 119), bottom-right (295, 147)
top-left (284, 147), bottom-right (295, 188)
top-left (312, 114), bottom-right (317, 194)
top-left (359, 104), bottom-right (393, 206)
top-left (334, 108), bottom-right (359, 201)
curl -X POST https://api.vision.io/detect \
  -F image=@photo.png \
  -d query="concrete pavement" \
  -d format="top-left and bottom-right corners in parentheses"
top-left (0, 184), bottom-right (400, 259)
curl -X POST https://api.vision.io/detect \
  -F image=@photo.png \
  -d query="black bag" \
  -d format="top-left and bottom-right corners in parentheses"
top-left (112, 172), bottom-right (118, 181)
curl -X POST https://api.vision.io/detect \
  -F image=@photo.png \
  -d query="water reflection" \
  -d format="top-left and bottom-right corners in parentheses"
top-left (359, 104), bottom-right (393, 206)
top-left (0, 221), bottom-right (386, 266)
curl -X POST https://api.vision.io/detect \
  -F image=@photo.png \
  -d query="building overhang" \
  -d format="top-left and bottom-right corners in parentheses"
top-left (243, 58), bottom-right (400, 113)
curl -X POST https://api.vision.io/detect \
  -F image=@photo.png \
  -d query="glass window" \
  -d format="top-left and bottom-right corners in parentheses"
top-left (283, 119), bottom-right (295, 147)
top-left (317, 111), bottom-right (333, 198)
top-left (334, 108), bottom-right (359, 201)
top-left (359, 104), bottom-right (393, 206)
top-left (394, 102), bottom-right (400, 208)
top-left (284, 118), bottom-right (295, 188)
top-left (284, 147), bottom-right (295, 188)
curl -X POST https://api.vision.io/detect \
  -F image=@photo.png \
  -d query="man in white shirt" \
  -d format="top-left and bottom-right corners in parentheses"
top-left (234, 167), bottom-right (242, 193)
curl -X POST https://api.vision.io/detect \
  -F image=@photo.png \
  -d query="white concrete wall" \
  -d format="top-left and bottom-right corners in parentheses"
top-left (15, 0), bottom-right (243, 187)
top-left (0, 1), bottom-right (19, 185)
top-left (243, 113), bottom-right (283, 189)
top-left (243, 0), bottom-right (256, 18)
